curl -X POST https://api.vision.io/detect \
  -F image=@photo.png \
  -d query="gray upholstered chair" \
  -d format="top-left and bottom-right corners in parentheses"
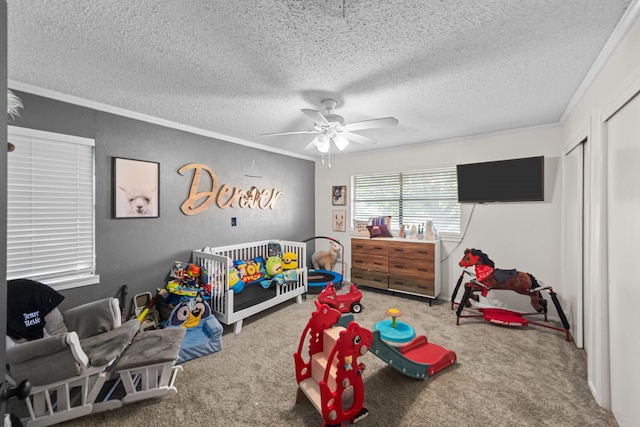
top-left (6, 296), bottom-right (185, 427)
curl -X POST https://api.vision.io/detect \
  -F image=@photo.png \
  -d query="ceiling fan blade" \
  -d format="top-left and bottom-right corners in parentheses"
top-left (343, 117), bottom-right (398, 132)
top-left (301, 109), bottom-right (330, 126)
top-left (342, 132), bottom-right (376, 145)
top-left (304, 137), bottom-right (319, 150)
top-left (261, 130), bottom-right (319, 136)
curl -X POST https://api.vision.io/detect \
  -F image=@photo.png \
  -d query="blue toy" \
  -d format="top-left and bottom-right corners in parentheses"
top-left (374, 308), bottom-right (416, 344)
top-left (166, 294), bottom-right (223, 364)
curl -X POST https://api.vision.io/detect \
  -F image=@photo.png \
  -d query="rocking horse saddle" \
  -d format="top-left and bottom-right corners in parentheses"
top-left (493, 268), bottom-right (517, 283)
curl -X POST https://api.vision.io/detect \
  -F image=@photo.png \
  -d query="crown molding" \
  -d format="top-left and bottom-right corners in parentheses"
top-left (560, 0), bottom-right (640, 123)
top-left (7, 80), bottom-right (316, 162)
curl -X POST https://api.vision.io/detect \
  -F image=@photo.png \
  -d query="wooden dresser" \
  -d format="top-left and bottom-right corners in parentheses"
top-left (351, 237), bottom-right (441, 302)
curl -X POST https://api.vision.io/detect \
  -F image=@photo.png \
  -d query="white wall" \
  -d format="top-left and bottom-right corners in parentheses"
top-left (314, 5), bottom-right (640, 424)
top-left (560, 2), bottom-right (640, 418)
top-left (314, 125), bottom-right (563, 315)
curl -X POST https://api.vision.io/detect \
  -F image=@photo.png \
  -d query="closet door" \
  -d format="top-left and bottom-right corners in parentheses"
top-left (562, 141), bottom-right (584, 348)
top-left (607, 90), bottom-right (640, 427)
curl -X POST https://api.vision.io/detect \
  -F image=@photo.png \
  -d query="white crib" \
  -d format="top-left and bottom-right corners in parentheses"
top-left (192, 240), bottom-right (307, 334)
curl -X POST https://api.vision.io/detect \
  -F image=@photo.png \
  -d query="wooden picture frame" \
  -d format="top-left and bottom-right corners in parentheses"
top-left (113, 157), bottom-right (160, 218)
top-left (333, 210), bottom-right (346, 232)
top-left (332, 185), bottom-right (346, 205)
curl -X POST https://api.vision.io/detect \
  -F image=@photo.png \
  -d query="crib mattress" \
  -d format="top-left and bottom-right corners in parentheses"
top-left (233, 284), bottom-right (277, 312)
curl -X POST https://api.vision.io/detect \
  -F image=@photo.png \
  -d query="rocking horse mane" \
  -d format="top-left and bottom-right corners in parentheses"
top-left (465, 248), bottom-right (495, 268)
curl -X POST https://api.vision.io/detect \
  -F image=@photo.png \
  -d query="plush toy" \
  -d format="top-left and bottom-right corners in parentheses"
top-left (233, 257), bottom-right (266, 284)
top-left (228, 267), bottom-right (244, 293)
top-left (265, 256), bottom-right (283, 277)
top-left (282, 252), bottom-right (298, 270)
top-left (311, 241), bottom-right (341, 271)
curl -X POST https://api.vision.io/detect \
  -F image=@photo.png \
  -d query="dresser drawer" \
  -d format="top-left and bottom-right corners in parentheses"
top-left (388, 274), bottom-right (435, 297)
top-left (351, 253), bottom-right (388, 272)
top-left (388, 258), bottom-right (436, 277)
top-left (388, 241), bottom-right (435, 260)
top-left (351, 239), bottom-right (389, 256)
top-left (351, 268), bottom-right (388, 290)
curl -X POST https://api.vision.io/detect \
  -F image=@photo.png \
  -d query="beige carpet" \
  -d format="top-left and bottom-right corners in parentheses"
top-left (50, 286), bottom-right (616, 427)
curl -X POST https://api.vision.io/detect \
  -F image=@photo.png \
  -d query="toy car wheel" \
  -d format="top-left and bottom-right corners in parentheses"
top-left (351, 302), bottom-right (363, 313)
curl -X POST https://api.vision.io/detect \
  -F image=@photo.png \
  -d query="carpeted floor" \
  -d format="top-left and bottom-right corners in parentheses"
top-left (39, 286), bottom-right (617, 426)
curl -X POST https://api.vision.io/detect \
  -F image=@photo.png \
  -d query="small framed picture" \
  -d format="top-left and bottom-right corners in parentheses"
top-left (113, 157), bottom-right (160, 218)
top-left (332, 185), bottom-right (346, 205)
top-left (333, 210), bottom-right (346, 232)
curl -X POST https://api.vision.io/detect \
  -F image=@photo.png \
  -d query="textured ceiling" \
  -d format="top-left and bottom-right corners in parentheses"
top-left (7, 0), bottom-right (635, 160)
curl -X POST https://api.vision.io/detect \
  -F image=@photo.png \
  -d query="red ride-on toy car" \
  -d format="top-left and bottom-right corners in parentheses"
top-left (317, 281), bottom-right (363, 314)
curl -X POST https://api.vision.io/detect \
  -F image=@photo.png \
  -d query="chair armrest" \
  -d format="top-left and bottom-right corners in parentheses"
top-left (6, 332), bottom-right (89, 386)
top-left (64, 297), bottom-right (121, 339)
top-left (202, 316), bottom-right (222, 335)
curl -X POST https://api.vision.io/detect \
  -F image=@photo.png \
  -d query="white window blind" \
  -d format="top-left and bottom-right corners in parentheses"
top-left (7, 126), bottom-right (96, 286)
top-left (353, 167), bottom-right (460, 237)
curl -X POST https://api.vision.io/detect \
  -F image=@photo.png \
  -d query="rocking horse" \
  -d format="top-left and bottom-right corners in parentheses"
top-left (451, 248), bottom-right (571, 341)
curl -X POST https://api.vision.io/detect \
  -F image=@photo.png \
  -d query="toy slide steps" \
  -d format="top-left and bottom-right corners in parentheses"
top-left (298, 326), bottom-right (342, 414)
top-left (295, 303), bottom-right (372, 426)
top-left (370, 330), bottom-right (457, 379)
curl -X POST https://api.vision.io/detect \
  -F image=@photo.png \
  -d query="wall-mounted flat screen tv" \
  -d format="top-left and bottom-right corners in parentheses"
top-left (456, 156), bottom-right (544, 203)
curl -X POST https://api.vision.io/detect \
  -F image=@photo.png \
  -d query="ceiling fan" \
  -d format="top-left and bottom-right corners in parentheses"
top-left (261, 98), bottom-right (398, 160)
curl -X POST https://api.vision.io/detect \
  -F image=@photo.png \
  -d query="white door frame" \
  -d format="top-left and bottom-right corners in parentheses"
top-left (561, 130), bottom-right (587, 349)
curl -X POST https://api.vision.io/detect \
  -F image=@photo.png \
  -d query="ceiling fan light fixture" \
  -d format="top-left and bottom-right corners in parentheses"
top-left (333, 135), bottom-right (349, 151)
top-left (314, 134), bottom-right (330, 153)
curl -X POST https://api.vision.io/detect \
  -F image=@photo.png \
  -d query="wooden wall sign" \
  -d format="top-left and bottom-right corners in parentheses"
top-left (178, 163), bottom-right (282, 215)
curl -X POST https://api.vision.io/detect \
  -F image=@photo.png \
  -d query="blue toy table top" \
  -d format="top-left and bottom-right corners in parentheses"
top-left (374, 319), bottom-right (416, 344)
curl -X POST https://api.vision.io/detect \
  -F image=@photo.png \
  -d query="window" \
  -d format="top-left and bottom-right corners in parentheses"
top-left (352, 167), bottom-right (460, 238)
top-left (7, 126), bottom-right (98, 289)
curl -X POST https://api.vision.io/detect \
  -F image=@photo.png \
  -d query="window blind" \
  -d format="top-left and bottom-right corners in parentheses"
top-left (7, 126), bottom-right (96, 285)
top-left (353, 167), bottom-right (460, 237)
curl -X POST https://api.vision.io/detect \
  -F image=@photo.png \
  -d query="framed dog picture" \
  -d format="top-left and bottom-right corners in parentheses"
top-left (332, 210), bottom-right (346, 232)
top-left (332, 185), bottom-right (346, 205)
top-left (113, 157), bottom-right (160, 218)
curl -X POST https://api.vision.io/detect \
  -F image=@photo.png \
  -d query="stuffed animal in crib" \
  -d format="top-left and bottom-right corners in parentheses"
top-left (282, 252), bottom-right (298, 270)
top-left (311, 241), bottom-right (341, 271)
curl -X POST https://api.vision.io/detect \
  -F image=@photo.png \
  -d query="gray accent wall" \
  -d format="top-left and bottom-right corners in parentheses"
top-left (10, 91), bottom-right (315, 310)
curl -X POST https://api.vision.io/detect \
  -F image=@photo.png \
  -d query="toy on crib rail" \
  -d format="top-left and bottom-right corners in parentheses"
top-left (281, 252), bottom-right (298, 270)
top-left (265, 256), bottom-right (283, 278)
top-left (268, 240), bottom-right (284, 258)
top-left (311, 240), bottom-right (341, 271)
